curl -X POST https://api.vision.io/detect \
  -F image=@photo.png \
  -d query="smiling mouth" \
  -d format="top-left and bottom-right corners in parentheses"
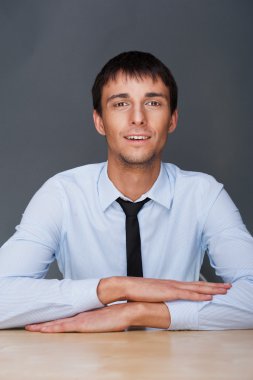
top-left (124, 135), bottom-right (151, 141)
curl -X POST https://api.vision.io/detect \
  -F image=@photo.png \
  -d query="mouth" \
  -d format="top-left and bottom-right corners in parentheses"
top-left (124, 135), bottom-right (151, 143)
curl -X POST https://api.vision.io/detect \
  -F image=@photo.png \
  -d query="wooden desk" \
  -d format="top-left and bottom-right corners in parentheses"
top-left (0, 330), bottom-right (252, 379)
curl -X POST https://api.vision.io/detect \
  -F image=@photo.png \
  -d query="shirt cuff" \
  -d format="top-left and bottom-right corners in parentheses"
top-left (165, 300), bottom-right (200, 330)
top-left (70, 278), bottom-right (105, 313)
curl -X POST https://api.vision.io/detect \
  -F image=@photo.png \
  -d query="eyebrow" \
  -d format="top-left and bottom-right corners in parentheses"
top-left (106, 92), bottom-right (168, 103)
top-left (145, 92), bottom-right (168, 99)
top-left (107, 93), bottom-right (129, 103)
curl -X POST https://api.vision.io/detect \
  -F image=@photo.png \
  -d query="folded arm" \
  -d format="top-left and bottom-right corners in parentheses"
top-left (25, 276), bottom-right (230, 332)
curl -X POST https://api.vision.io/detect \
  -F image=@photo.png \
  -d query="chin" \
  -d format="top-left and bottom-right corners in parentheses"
top-left (119, 153), bottom-right (157, 167)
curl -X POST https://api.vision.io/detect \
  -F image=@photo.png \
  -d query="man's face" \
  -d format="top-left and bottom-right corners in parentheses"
top-left (93, 71), bottom-right (178, 168)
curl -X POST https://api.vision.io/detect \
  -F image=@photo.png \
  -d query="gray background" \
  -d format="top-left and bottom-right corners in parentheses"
top-left (0, 0), bottom-right (252, 281)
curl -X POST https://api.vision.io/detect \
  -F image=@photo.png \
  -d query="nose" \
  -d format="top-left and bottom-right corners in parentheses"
top-left (130, 105), bottom-right (146, 126)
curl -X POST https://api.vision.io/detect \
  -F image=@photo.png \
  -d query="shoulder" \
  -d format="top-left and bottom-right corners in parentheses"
top-left (45, 162), bottom-right (106, 187)
top-left (34, 162), bottom-right (106, 199)
top-left (163, 162), bottom-right (224, 203)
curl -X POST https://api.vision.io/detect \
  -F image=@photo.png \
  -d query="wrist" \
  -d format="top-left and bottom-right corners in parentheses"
top-left (123, 302), bottom-right (145, 327)
top-left (97, 276), bottom-right (127, 305)
top-left (130, 302), bottom-right (171, 329)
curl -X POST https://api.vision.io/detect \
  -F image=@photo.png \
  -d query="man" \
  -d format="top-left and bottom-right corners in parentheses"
top-left (0, 51), bottom-right (252, 332)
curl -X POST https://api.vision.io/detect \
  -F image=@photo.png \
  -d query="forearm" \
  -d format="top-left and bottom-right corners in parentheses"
top-left (168, 278), bottom-right (253, 330)
top-left (0, 277), bottom-right (103, 329)
top-left (198, 278), bottom-right (253, 330)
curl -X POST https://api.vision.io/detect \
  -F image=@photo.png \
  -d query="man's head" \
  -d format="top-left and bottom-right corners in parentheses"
top-left (92, 51), bottom-right (178, 169)
top-left (92, 51), bottom-right (177, 117)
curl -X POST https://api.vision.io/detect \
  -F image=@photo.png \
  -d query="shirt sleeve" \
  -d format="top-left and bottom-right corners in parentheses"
top-left (0, 178), bottom-right (104, 329)
top-left (166, 188), bottom-right (253, 330)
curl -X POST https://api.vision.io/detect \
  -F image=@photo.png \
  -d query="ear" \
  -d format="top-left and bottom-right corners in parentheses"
top-left (168, 109), bottom-right (178, 134)
top-left (93, 110), bottom-right (106, 136)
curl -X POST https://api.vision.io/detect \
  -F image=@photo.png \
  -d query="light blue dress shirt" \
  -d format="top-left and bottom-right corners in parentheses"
top-left (0, 162), bottom-right (252, 329)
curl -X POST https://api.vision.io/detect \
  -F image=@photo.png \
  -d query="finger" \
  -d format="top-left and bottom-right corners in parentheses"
top-left (174, 288), bottom-right (230, 301)
top-left (175, 290), bottom-right (214, 301)
top-left (188, 281), bottom-right (231, 287)
top-left (25, 316), bottom-right (76, 331)
top-left (26, 321), bottom-right (76, 333)
top-left (174, 281), bottom-right (230, 287)
top-left (25, 323), bottom-right (57, 332)
top-left (174, 283), bottom-right (229, 294)
top-left (40, 322), bottom-right (76, 333)
top-left (162, 280), bottom-right (231, 290)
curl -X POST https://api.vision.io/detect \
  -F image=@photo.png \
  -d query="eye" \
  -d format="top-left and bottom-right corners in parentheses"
top-left (113, 101), bottom-right (128, 107)
top-left (146, 100), bottom-right (161, 107)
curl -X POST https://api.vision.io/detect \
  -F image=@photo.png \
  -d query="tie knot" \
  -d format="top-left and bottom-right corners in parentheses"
top-left (116, 197), bottom-right (150, 217)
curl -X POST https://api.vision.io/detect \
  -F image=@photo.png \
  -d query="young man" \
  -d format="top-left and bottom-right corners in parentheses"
top-left (0, 52), bottom-right (252, 332)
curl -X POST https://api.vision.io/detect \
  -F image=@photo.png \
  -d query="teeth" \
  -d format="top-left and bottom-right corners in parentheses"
top-left (126, 136), bottom-right (149, 140)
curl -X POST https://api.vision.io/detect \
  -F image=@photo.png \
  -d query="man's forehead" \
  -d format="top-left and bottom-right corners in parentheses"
top-left (102, 71), bottom-right (169, 96)
top-left (106, 71), bottom-right (161, 85)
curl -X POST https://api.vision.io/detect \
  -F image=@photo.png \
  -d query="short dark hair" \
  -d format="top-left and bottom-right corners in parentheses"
top-left (92, 51), bottom-right (178, 116)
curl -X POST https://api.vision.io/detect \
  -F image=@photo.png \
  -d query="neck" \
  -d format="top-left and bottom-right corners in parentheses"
top-left (107, 158), bottom-right (161, 201)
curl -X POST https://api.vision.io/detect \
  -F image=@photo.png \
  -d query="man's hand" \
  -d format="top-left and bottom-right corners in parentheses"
top-left (25, 302), bottom-right (170, 333)
top-left (97, 276), bottom-right (232, 305)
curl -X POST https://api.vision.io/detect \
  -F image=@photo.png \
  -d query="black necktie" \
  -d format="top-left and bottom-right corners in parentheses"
top-left (117, 197), bottom-right (150, 277)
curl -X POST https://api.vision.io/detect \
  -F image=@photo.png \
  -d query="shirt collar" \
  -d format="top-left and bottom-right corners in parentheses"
top-left (97, 161), bottom-right (172, 212)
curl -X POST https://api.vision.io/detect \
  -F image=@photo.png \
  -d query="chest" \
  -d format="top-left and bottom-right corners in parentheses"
top-left (57, 200), bottom-right (203, 280)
